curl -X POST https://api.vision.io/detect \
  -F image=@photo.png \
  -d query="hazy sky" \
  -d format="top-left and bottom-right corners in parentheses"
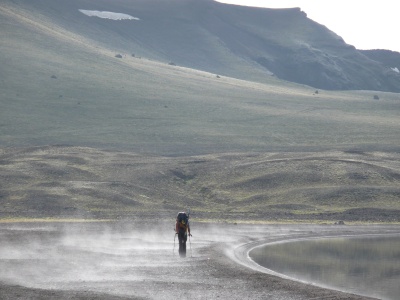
top-left (216, 0), bottom-right (400, 53)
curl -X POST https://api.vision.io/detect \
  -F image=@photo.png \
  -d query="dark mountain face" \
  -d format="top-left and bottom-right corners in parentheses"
top-left (360, 49), bottom-right (400, 71)
top-left (5, 0), bottom-right (400, 92)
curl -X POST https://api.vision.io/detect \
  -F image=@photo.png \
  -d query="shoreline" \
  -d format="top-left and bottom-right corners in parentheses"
top-left (1, 222), bottom-right (398, 299)
top-left (237, 231), bottom-right (400, 299)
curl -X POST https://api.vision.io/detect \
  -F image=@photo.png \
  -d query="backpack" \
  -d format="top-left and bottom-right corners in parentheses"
top-left (177, 212), bottom-right (189, 227)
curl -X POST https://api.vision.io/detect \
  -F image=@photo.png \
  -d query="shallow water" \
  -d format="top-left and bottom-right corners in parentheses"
top-left (250, 235), bottom-right (400, 300)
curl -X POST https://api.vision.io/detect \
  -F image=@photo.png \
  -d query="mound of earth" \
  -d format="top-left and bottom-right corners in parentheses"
top-left (1, 146), bottom-right (399, 223)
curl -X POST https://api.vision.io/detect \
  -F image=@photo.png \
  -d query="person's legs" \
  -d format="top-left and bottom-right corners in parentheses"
top-left (178, 231), bottom-right (187, 257)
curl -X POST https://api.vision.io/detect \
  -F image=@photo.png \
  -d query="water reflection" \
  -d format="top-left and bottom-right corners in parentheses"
top-left (250, 235), bottom-right (400, 300)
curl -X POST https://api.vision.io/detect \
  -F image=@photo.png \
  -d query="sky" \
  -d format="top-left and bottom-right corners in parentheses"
top-left (215, 0), bottom-right (400, 53)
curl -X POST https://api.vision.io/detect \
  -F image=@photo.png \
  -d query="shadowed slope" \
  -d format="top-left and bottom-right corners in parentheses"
top-left (2, 0), bottom-right (400, 91)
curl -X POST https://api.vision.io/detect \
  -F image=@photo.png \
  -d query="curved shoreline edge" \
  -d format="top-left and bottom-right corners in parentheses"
top-left (1, 222), bottom-right (399, 299)
top-left (232, 230), bottom-right (400, 299)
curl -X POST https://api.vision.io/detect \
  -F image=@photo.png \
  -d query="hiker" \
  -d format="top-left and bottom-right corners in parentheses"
top-left (175, 211), bottom-right (191, 257)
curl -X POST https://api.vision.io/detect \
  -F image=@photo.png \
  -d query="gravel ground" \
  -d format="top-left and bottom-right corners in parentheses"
top-left (1, 221), bottom-right (399, 300)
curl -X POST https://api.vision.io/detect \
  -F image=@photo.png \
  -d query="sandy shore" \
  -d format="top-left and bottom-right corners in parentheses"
top-left (1, 221), bottom-right (398, 299)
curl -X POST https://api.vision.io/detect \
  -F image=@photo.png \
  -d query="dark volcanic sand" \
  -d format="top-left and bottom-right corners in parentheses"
top-left (1, 222), bottom-right (398, 299)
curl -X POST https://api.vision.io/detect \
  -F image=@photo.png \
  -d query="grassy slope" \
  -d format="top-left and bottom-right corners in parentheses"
top-left (0, 146), bottom-right (399, 222)
top-left (0, 2), bottom-right (399, 222)
top-left (1, 3), bottom-right (399, 155)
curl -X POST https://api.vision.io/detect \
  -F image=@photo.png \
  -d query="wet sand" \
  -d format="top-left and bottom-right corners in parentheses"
top-left (1, 221), bottom-right (398, 299)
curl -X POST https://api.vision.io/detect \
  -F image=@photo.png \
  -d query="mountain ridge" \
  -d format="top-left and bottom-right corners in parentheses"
top-left (3, 0), bottom-right (398, 92)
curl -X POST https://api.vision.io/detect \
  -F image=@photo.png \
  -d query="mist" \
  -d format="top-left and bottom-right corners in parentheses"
top-left (0, 221), bottom-right (240, 297)
top-left (2, 221), bottom-right (400, 299)
top-left (1, 222), bottom-right (178, 294)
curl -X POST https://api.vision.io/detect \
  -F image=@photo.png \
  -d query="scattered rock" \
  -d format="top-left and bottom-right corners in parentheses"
top-left (51, 75), bottom-right (57, 79)
top-left (168, 62), bottom-right (176, 66)
top-left (115, 54), bottom-right (123, 58)
top-left (373, 95), bottom-right (380, 100)
top-left (334, 220), bottom-right (345, 225)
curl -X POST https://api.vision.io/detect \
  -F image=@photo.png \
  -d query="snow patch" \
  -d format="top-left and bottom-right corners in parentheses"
top-left (79, 9), bottom-right (140, 21)
top-left (391, 67), bottom-right (399, 73)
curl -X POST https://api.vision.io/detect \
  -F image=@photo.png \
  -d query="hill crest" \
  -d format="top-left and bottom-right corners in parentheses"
top-left (2, 0), bottom-right (400, 92)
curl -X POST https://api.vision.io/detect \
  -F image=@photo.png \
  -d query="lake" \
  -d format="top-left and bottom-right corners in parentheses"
top-left (249, 235), bottom-right (400, 300)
